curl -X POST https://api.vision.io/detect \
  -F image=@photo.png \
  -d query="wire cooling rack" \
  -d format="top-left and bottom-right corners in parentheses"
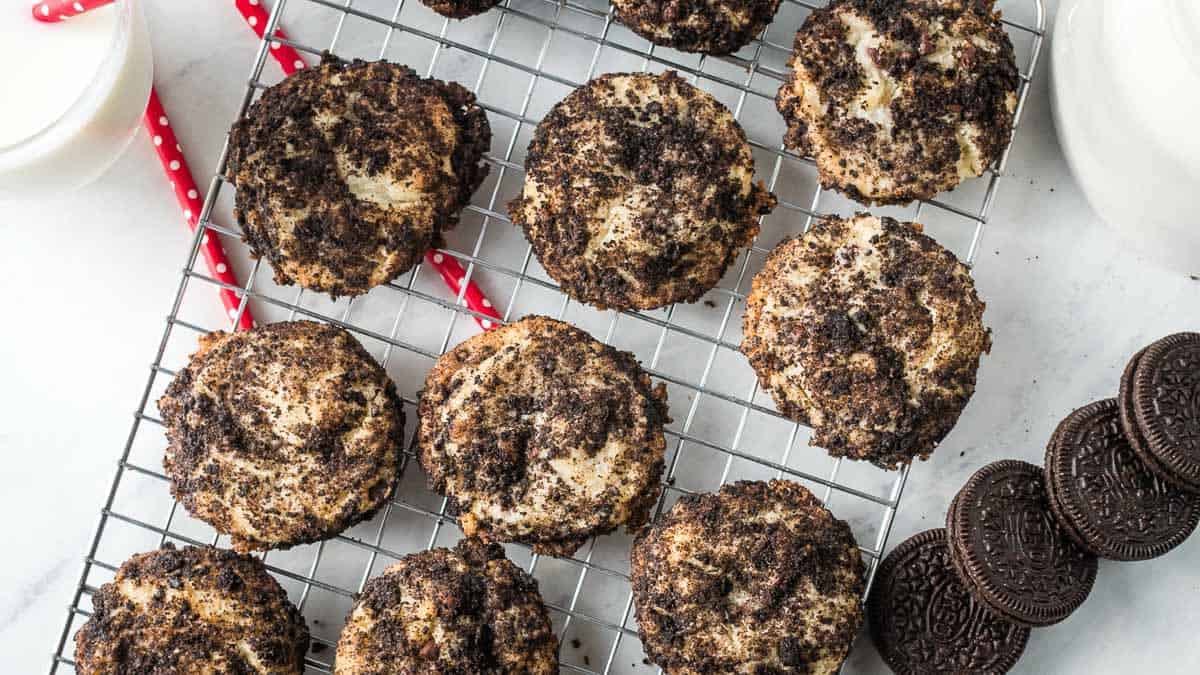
top-left (50, 0), bottom-right (1045, 672)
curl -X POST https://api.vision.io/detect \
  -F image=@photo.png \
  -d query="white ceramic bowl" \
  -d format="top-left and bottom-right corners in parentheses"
top-left (1051, 0), bottom-right (1200, 275)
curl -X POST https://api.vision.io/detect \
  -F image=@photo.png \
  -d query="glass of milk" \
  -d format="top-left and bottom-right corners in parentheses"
top-left (0, 0), bottom-right (153, 199)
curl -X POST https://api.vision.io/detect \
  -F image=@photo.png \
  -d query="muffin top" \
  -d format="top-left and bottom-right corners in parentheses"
top-left (335, 538), bottom-right (558, 674)
top-left (632, 480), bottom-right (865, 675)
top-left (417, 316), bottom-right (668, 556)
top-left (511, 71), bottom-right (774, 310)
top-left (743, 214), bottom-right (990, 468)
top-left (776, 0), bottom-right (1019, 204)
top-left (228, 57), bottom-right (491, 296)
top-left (75, 545), bottom-right (309, 674)
top-left (420, 0), bottom-right (502, 19)
top-left (611, 0), bottom-right (783, 55)
top-left (159, 321), bottom-right (405, 551)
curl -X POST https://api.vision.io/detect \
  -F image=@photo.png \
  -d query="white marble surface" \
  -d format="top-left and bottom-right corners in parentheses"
top-left (2, 0), bottom-right (1198, 673)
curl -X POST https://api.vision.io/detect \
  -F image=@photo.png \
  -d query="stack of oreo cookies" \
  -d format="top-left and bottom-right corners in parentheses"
top-left (1118, 334), bottom-right (1200, 496)
top-left (870, 333), bottom-right (1200, 674)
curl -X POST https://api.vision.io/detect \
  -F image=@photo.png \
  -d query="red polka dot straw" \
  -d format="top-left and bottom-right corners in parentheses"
top-left (145, 90), bottom-right (257, 331)
top-left (233, 1), bottom-right (503, 331)
top-left (31, 0), bottom-right (113, 22)
top-left (38, 0), bottom-right (503, 332)
top-left (35, 0), bottom-right (257, 331)
top-left (232, 0), bottom-right (308, 76)
top-left (426, 250), bottom-right (503, 330)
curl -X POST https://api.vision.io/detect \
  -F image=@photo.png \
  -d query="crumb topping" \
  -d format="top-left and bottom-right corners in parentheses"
top-left (335, 538), bottom-right (558, 674)
top-left (611, 0), bottom-right (782, 55)
top-left (776, 0), bottom-right (1019, 204)
top-left (511, 71), bottom-right (775, 311)
top-left (158, 321), bottom-right (405, 551)
top-left (75, 545), bottom-right (309, 674)
top-left (228, 57), bottom-right (491, 297)
top-left (742, 214), bottom-right (990, 468)
top-left (632, 480), bottom-right (865, 674)
top-left (417, 316), bottom-right (668, 555)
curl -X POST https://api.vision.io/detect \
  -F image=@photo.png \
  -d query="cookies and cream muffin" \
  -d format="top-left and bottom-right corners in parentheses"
top-left (611, 0), bottom-right (782, 55)
top-left (158, 321), bottom-right (405, 551)
top-left (776, 0), bottom-right (1019, 204)
top-left (417, 316), bottom-right (668, 556)
top-left (334, 538), bottom-right (558, 674)
top-left (631, 480), bottom-right (865, 675)
top-left (742, 214), bottom-right (989, 469)
top-left (228, 57), bottom-right (491, 297)
top-left (75, 544), bottom-right (309, 674)
top-left (510, 71), bottom-right (775, 311)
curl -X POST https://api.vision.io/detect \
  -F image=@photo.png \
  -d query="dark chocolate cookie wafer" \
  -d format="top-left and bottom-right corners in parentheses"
top-left (1043, 420), bottom-right (1093, 553)
top-left (1127, 333), bottom-right (1200, 490)
top-left (869, 529), bottom-right (1030, 674)
top-left (1118, 347), bottom-right (1194, 492)
top-left (1046, 398), bottom-right (1200, 561)
top-left (946, 460), bottom-right (1098, 627)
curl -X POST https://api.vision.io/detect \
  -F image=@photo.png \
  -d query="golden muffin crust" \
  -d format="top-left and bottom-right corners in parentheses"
top-left (75, 545), bottom-right (309, 674)
top-left (776, 0), bottom-right (1019, 204)
top-left (742, 214), bottom-right (989, 469)
top-left (417, 316), bottom-right (668, 556)
top-left (631, 480), bottom-right (865, 675)
top-left (228, 57), bottom-right (491, 296)
top-left (335, 538), bottom-right (558, 674)
top-left (510, 71), bottom-right (775, 311)
top-left (158, 321), bottom-right (405, 551)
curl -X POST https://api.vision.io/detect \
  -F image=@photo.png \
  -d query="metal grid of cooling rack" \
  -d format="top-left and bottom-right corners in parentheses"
top-left (50, 0), bottom-right (1045, 672)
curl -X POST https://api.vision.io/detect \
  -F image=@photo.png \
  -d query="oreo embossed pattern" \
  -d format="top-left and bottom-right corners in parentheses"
top-left (946, 460), bottom-right (1099, 627)
top-left (868, 529), bottom-right (1030, 674)
top-left (1045, 398), bottom-right (1200, 560)
top-left (1123, 333), bottom-right (1200, 491)
top-left (870, 333), bottom-right (1200, 673)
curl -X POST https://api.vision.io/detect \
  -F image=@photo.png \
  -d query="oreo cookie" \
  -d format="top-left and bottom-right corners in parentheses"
top-left (1118, 347), bottom-right (1190, 491)
top-left (1046, 399), bottom-right (1200, 561)
top-left (946, 460), bottom-right (1098, 627)
top-left (1120, 333), bottom-right (1200, 492)
top-left (869, 529), bottom-right (1030, 674)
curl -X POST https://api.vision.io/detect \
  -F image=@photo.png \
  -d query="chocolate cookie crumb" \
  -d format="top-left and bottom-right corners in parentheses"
top-left (511, 71), bottom-right (774, 311)
top-left (743, 213), bottom-right (989, 468)
top-left (776, 0), bottom-right (1019, 204)
top-left (418, 316), bottom-right (668, 555)
top-left (228, 57), bottom-right (491, 297)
